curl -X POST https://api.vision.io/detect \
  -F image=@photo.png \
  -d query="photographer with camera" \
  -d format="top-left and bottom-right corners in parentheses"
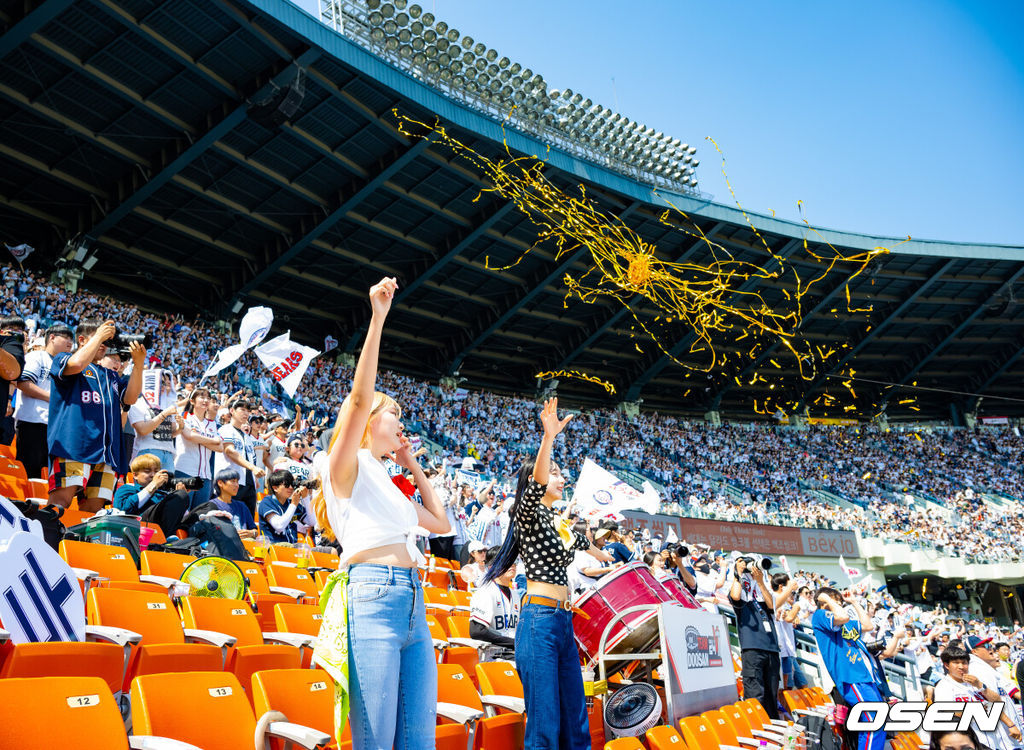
top-left (48, 318), bottom-right (146, 511)
top-left (13, 324), bottom-right (73, 476)
top-left (729, 554), bottom-right (782, 720)
top-left (0, 314), bottom-right (27, 447)
top-left (257, 468), bottom-right (313, 544)
top-left (112, 453), bottom-right (191, 536)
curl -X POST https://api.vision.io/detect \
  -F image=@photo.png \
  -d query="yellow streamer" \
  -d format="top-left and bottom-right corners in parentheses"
top-left (535, 370), bottom-right (616, 395)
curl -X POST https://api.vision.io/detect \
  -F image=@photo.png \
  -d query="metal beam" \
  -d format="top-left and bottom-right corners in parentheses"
top-left (881, 263), bottom-right (1024, 405)
top-left (624, 238), bottom-right (802, 400)
top-left (230, 137), bottom-right (430, 305)
top-left (0, 0), bottom-right (75, 59)
top-left (555, 223), bottom-right (725, 372)
top-left (975, 339), bottom-right (1024, 397)
top-left (448, 202), bottom-right (640, 374)
top-left (344, 200), bottom-right (516, 351)
top-left (709, 265), bottom-right (860, 407)
top-left (795, 258), bottom-right (959, 409)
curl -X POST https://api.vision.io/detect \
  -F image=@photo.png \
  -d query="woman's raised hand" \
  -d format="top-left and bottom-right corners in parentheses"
top-left (540, 397), bottom-right (572, 437)
top-left (369, 277), bottom-right (398, 319)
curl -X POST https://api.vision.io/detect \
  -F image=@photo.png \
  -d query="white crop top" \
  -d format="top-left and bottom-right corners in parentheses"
top-left (322, 448), bottom-right (424, 565)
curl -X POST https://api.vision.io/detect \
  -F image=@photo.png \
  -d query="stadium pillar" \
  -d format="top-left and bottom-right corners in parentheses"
top-left (950, 401), bottom-right (966, 428)
top-left (704, 410), bottom-right (721, 426)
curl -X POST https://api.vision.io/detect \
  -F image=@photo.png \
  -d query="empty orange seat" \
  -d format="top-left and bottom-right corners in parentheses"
top-left (131, 671), bottom-right (329, 749)
top-left (646, 724), bottom-right (688, 749)
top-left (251, 668), bottom-right (349, 748)
top-left (267, 562), bottom-right (318, 598)
top-left (59, 539), bottom-right (174, 593)
top-left (436, 664), bottom-right (524, 750)
top-left (605, 739), bottom-right (645, 750)
top-left (273, 602), bottom-right (324, 636)
top-left (0, 641), bottom-right (125, 696)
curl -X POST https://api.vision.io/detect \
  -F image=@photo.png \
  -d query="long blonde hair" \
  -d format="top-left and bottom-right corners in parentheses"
top-left (312, 391), bottom-right (402, 540)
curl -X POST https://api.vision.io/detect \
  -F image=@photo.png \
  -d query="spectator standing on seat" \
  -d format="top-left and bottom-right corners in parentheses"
top-left (812, 587), bottom-right (885, 750)
top-left (14, 323), bottom-right (72, 477)
top-left (310, 277), bottom-right (450, 750)
top-left (48, 318), bottom-right (145, 511)
top-left (257, 469), bottom-right (312, 544)
top-left (729, 557), bottom-right (782, 720)
top-left (213, 399), bottom-right (265, 517)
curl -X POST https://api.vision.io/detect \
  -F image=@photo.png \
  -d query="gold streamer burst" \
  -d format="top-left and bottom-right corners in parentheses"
top-left (535, 370), bottom-right (617, 395)
top-left (395, 111), bottom-right (907, 414)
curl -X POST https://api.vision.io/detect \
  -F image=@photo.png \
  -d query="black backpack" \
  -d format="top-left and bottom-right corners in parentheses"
top-left (181, 502), bottom-right (250, 562)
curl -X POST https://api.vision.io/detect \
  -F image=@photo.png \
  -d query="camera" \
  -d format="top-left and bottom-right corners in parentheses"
top-left (863, 639), bottom-right (886, 656)
top-left (735, 555), bottom-right (772, 573)
top-left (676, 545), bottom-right (690, 558)
top-left (301, 478), bottom-right (321, 491)
top-left (178, 476), bottom-right (204, 491)
top-left (109, 327), bottom-right (152, 350)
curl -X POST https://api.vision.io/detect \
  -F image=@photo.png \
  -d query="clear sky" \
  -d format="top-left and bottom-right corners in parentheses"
top-left (294, 0), bottom-right (1023, 245)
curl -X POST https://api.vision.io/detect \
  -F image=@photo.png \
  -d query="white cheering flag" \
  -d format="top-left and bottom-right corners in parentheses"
top-left (5, 243), bottom-right (34, 263)
top-left (780, 555), bottom-right (792, 574)
top-left (839, 555), bottom-right (861, 581)
top-left (255, 331), bottom-right (320, 398)
top-left (572, 458), bottom-right (661, 520)
top-left (202, 306), bottom-right (274, 379)
top-left (323, 334), bottom-right (339, 352)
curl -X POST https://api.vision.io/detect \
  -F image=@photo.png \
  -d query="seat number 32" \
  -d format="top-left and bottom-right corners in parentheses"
top-left (81, 391), bottom-right (103, 404)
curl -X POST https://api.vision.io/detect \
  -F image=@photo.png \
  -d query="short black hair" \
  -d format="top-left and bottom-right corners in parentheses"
top-left (994, 641), bottom-right (1010, 651)
top-left (484, 545), bottom-right (510, 572)
top-left (268, 469), bottom-right (295, 491)
top-left (643, 551), bottom-right (658, 566)
top-left (228, 398), bottom-right (252, 411)
top-left (813, 586), bottom-right (842, 607)
top-left (0, 315), bottom-right (26, 331)
top-left (46, 323), bottom-right (73, 341)
top-left (772, 573), bottom-right (790, 591)
top-left (940, 646), bottom-right (970, 665)
top-left (76, 317), bottom-right (104, 340)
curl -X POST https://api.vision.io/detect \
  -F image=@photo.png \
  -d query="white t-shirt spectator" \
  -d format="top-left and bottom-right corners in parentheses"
top-left (174, 414), bottom-right (219, 479)
top-left (129, 398), bottom-right (176, 457)
top-left (932, 675), bottom-right (1011, 750)
top-left (277, 458), bottom-right (312, 483)
top-left (775, 607), bottom-right (797, 658)
top-left (267, 435), bottom-right (287, 466)
top-left (13, 349), bottom-right (52, 424)
top-left (215, 423), bottom-right (256, 486)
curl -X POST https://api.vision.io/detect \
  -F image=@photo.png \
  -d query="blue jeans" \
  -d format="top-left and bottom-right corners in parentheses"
top-left (515, 601), bottom-right (590, 750)
top-left (346, 564), bottom-right (436, 750)
top-left (147, 449), bottom-right (175, 473)
top-left (781, 655), bottom-right (810, 689)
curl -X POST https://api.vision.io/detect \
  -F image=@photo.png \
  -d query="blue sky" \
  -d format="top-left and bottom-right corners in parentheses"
top-left (293, 0), bottom-right (1023, 245)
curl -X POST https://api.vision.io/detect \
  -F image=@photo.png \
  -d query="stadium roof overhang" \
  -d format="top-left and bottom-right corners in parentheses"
top-left (2, 0), bottom-right (1023, 420)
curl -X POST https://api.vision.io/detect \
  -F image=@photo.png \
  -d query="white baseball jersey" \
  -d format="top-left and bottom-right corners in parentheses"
top-left (932, 675), bottom-right (1016, 750)
top-left (470, 581), bottom-right (519, 658)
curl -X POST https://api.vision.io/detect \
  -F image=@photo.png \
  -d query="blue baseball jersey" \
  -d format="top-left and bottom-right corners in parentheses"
top-left (812, 607), bottom-right (877, 685)
top-left (48, 353), bottom-right (130, 472)
top-left (257, 496), bottom-right (309, 544)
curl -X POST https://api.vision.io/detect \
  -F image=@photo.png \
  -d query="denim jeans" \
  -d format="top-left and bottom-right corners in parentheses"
top-left (515, 602), bottom-right (590, 750)
top-left (146, 448), bottom-right (175, 473)
top-left (781, 655), bottom-right (810, 689)
top-left (346, 564), bottom-right (436, 750)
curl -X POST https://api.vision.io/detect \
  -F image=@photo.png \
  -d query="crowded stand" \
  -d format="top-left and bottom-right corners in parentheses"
top-left (5, 266), bottom-right (1024, 749)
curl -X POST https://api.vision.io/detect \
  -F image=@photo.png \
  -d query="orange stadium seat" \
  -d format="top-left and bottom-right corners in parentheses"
top-left (645, 724), bottom-right (688, 749)
top-left (266, 544), bottom-right (306, 565)
top-left (0, 676), bottom-right (188, 749)
top-left (703, 708), bottom-right (762, 748)
top-left (59, 539), bottom-right (177, 593)
top-left (267, 561), bottom-right (319, 598)
top-left (0, 456), bottom-right (28, 480)
top-left (309, 548), bottom-right (340, 570)
top-left (678, 715), bottom-right (721, 750)
top-left (441, 645), bottom-right (480, 686)
top-left (86, 587), bottom-right (225, 690)
top-left (251, 667), bottom-right (351, 749)
top-left (131, 671), bottom-right (329, 750)
top-left (0, 640), bottom-right (126, 696)
top-left (139, 549), bottom-right (194, 579)
top-left (178, 595), bottom-right (311, 697)
top-left (475, 662), bottom-right (526, 715)
top-left (605, 739), bottom-right (645, 750)
top-left (436, 663), bottom-right (524, 750)
top-left (273, 602), bottom-right (324, 635)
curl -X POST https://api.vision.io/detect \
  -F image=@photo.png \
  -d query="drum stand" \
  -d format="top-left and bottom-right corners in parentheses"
top-left (592, 603), bottom-right (665, 683)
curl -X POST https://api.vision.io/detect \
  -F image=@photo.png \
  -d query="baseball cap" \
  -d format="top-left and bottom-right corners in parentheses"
top-left (468, 540), bottom-right (486, 553)
top-left (967, 635), bottom-right (993, 650)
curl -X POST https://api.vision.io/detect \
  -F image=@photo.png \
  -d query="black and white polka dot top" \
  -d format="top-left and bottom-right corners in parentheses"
top-left (513, 478), bottom-right (590, 587)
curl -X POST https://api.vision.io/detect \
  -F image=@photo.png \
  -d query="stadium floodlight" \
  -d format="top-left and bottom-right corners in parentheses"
top-left (440, 68), bottom-right (452, 81)
top-left (413, 51), bottom-right (425, 65)
top-left (447, 29), bottom-right (459, 43)
top-left (436, 37), bottom-right (449, 52)
top-left (498, 56), bottom-right (510, 69)
top-left (380, 3), bottom-right (394, 18)
top-left (385, 37), bottom-right (399, 51)
top-left (687, 146), bottom-right (697, 155)
top-left (474, 42), bottom-right (486, 56)
top-left (423, 28), bottom-right (437, 43)
top-left (383, 19), bottom-right (397, 34)
top-left (485, 48), bottom-right (498, 63)
top-left (435, 20), bottom-right (448, 34)
top-left (366, 0), bottom-right (381, 8)
top-left (474, 57), bottom-right (486, 71)
top-left (461, 35), bottom-right (473, 49)
top-left (421, 12), bottom-right (434, 24)
top-left (395, 11), bottom-right (409, 25)
top-left (399, 44), bottom-right (413, 58)
top-left (408, 3), bottom-right (421, 17)
top-left (398, 28), bottom-right (411, 42)
top-left (450, 58), bottom-right (462, 74)
top-left (393, 0), bottom-right (406, 9)
top-left (510, 62), bottom-right (521, 75)
top-left (370, 26), bottom-right (385, 41)
top-left (426, 59), bottom-right (439, 74)
top-left (410, 20), bottom-right (423, 34)
top-left (438, 51), bottom-right (451, 66)
top-left (411, 35), bottom-right (424, 50)
top-left (368, 10), bottom-right (383, 25)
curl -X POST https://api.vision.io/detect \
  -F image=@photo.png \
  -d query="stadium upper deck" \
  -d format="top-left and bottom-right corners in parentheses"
top-left (2, 0), bottom-right (1023, 419)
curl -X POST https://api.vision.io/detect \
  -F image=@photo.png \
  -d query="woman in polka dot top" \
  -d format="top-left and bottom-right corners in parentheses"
top-left (482, 397), bottom-right (610, 749)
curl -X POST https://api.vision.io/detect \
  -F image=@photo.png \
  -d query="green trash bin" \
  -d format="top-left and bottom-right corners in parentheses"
top-left (66, 515), bottom-right (142, 567)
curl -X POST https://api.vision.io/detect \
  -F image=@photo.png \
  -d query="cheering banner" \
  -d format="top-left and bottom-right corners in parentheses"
top-left (572, 458), bottom-right (661, 520)
top-left (255, 332), bottom-right (320, 398)
top-left (323, 334), bottom-right (339, 352)
top-left (201, 306), bottom-right (274, 380)
top-left (5, 243), bottom-right (35, 263)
